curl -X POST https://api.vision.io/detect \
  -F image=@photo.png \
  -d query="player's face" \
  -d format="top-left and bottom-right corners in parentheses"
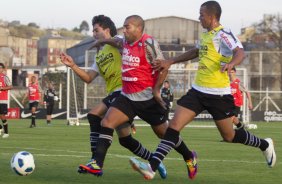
top-left (199, 6), bottom-right (212, 30)
top-left (31, 76), bottom-right (36, 83)
top-left (92, 24), bottom-right (107, 40)
top-left (229, 70), bottom-right (236, 79)
top-left (123, 19), bottom-right (140, 43)
top-left (164, 82), bottom-right (169, 88)
top-left (48, 83), bottom-right (53, 89)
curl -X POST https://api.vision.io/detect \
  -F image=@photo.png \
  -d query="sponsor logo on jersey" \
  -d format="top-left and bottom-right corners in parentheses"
top-left (121, 68), bottom-right (135, 73)
top-left (220, 33), bottom-right (232, 48)
top-left (122, 76), bottom-right (138, 81)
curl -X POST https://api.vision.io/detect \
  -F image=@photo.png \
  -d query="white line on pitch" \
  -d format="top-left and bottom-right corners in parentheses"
top-left (0, 147), bottom-right (274, 165)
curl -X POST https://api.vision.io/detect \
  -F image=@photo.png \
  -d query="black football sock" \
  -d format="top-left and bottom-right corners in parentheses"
top-left (175, 136), bottom-right (193, 161)
top-left (2, 120), bottom-right (8, 134)
top-left (87, 114), bottom-right (102, 159)
top-left (119, 135), bottom-right (152, 161)
top-left (94, 127), bottom-right (114, 167)
top-left (236, 122), bottom-right (243, 129)
top-left (232, 128), bottom-right (268, 151)
top-left (150, 128), bottom-right (179, 171)
top-left (31, 113), bottom-right (36, 125)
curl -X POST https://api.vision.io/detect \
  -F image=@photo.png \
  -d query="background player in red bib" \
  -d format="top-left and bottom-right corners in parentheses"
top-left (229, 67), bottom-right (253, 129)
top-left (0, 63), bottom-right (13, 138)
top-left (22, 75), bottom-right (42, 128)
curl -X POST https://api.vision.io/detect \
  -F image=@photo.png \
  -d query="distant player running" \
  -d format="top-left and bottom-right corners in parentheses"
top-left (131, 1), bottom-right (276, 180)
top-left (60, 15), bottom-right (167, 178)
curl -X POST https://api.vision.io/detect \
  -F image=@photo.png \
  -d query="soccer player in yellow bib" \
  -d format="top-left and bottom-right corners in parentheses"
top-left (60, 15), bottom-right (167, 178)
top-left (131, 1), bottom-right (276, 180)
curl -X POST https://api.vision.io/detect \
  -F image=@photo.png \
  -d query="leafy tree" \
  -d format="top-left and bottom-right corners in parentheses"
top-left (72, 27), bottom-right (80, 32)
top-left (254, 14), bottom-right (282, 50)
top-left (9, 25), bottom-right (45, 38)
top-left (253, 14), bottom-right (282, 90)
top-left (79, 20), bottom-right (89, 32)
top-left (28, 22), bottom-right (40, 28)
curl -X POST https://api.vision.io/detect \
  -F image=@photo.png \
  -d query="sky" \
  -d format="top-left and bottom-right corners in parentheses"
top-left (0, 0), bottom-right (281, 35)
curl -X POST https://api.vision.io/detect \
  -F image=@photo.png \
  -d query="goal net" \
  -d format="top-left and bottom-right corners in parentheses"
top-left (66, 49), bottom-right (107, 125)
top-left (66, 66), bottom-right (106, 125)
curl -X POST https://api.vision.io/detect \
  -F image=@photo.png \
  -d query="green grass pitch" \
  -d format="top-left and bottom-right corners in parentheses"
top-left (0, 120), bottom-right (281, 184)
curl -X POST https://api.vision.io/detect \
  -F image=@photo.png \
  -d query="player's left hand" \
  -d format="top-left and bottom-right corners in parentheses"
top-left (152, 59), bottom-right (172, 72)
top-left (221, 62), bottom-right (235, 73)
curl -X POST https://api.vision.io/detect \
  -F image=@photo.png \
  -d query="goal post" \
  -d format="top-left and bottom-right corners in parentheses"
top-left (66, 67), bottom-right (107, 125)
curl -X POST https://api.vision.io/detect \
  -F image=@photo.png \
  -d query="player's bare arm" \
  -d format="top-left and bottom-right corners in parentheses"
top-left (0, 76), bottom-right (12, 91)
top-left (239, 84), bottom-right (253, 109)
top-left (60, 52), bottom-right (98, 83)
top-left (0, 85), bottom-right (12, 91)
top-left (90, 37), bottom-right (123, 50)
top-left (153, 47), bottom-right (199, 71)
top-left (221, 47), bottom-right (245, 73)
top-left (153, 70), bottom-right (168, 109)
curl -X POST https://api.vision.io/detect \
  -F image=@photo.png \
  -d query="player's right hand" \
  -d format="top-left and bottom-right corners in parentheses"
top-left (59, 52), bottom-right (75, 67)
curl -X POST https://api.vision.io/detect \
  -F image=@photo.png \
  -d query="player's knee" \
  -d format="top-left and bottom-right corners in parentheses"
top-left (154, 125), bottom-right (168, 139)
top-left (100, 117), bottom-right (113, 128)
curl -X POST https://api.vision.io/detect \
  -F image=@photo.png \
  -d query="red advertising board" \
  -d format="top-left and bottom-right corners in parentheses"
top-left (5, 108), bottom-right (20, 119)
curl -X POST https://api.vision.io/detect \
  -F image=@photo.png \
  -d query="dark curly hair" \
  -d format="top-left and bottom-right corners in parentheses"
top-left (92, 15), bottom-right (117, 37)
top-left (0, 63), bottom-right (5, 68)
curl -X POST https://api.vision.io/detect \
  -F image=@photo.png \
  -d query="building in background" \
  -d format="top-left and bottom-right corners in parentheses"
top-left (38, 29), bottom-right (81, 67)
top-left (117, 16), bottom-right (202, 45)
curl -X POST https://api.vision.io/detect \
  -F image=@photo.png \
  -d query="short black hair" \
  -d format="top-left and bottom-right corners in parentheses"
top-left (125, 15), bottom-right (145, 32)
top-left (201, 1), bottom-right (222, 21)
top-left (0, 63), bottom-right (5, 68)
top-left (231, 67), bottom-right (236, 72)
top-left (92, 15), bottom-right (117, 37)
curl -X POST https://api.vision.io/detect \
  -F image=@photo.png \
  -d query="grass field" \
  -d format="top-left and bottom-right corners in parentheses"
top-left (0, 120), bottom-right (281, 184)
